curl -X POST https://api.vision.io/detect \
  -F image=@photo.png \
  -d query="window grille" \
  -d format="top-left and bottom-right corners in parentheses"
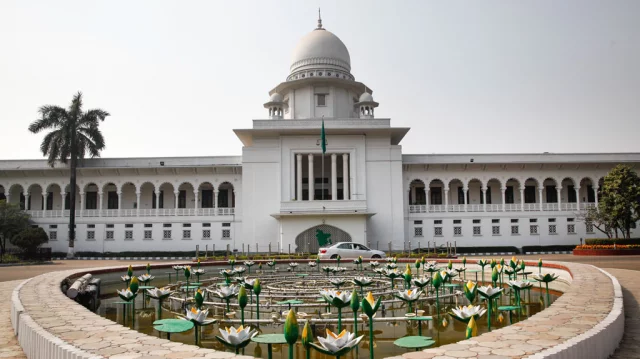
top-left (549, 225), bottom-right (557, 234)
top-left (414, 227), bottom-right (423, 237)
top-left (454, 227), bottom-right (462, 236)
top-left (203, 230), bottom-right (211, 239)
top-left (144, 230), bottom-right (152, 240)
top-left (163, 230), bottom-right (172, 239)
top-left (586, 223), bottom-right (594, 233)
top-left (511, 225), bottom-right (519, 235)
top-left (530, 225), bottom-right (538, 234)
top-left (125, 230), bottom-right (133, 240)
top-left (222, 229), bottom-right (231, 239)
top-left (473, 226), bottom-right (481, 235)
top-left (49, 231), bottom-right (57, 240)
top-left (183, 230), bottom-right (191, 239)
top-left (434, 227), bottom-right (443, 236)
top-left (492, 226), bottom-right (500, 235)
top-left (87, 231), bottom-right (95, 240)
top-left (106, 231), bottom-right (114, 240)
top-left (567, 224), bottom-right (575, 234)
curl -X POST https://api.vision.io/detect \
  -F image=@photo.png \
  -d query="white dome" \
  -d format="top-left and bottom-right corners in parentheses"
top-left (359, 92), bottom-right (374, 102)
top-left (269, 93), bottom-right (283, 103)
top-left (289, 27), bottom-right (352, 80)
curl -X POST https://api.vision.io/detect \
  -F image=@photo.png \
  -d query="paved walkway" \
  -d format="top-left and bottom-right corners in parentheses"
top-left (605, 269), bottom-right (640, 359)
top-left (0, 280), bottom-right (26, 359)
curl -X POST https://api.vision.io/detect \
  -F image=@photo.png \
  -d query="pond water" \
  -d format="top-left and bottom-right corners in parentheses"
top-left (93, 264), bottom-right (561, 359)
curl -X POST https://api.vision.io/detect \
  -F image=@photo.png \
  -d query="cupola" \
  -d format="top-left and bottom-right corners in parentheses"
top-left (264, 93), bottom-right (284, 119)
top-left (355, 92), bottom-right (378, 119)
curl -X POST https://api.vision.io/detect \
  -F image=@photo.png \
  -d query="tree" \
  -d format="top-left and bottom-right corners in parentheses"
top-left (600, 164), bottom-right (640, 238)
top-left (0, 200), bottom-right (31, 262)
top-left (10, 227), bottom-right (48, 258)
top-left (28, 92), bottom-right (109, 258)
top-left (578, 207), bottom-right (615, 238)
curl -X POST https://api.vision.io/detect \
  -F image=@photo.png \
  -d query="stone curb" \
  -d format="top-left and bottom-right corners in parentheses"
top-left (10, 278), bottom-right (30, 336)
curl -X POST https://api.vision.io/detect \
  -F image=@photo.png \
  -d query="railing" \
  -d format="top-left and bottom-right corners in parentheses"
top-left (409, 205), bottom-right (428, 213)
top-left (406, 201), bottom-right (599, 214)
top-left (541, 203), bottom-right (559, 211)
top-left (429, 205), bottom-right (446, 212)
top-left (467, 204), bottom-right (484, 212)
top-left (581, 203), bottom-right (597, 210)
top-left (523, 203), bottom-right (540, 211)
top-left (561, 203), bottom-right (578, 211)
top-left (218, 208), bottom-right (235, 216)
top-left (448, 204), bottom-right (464, 212)
top-left (504, 203), bottom-right (522, 212)
top-left (486, 204), bottom-right (501, 212)
top-left (26, 208), bottom-right (236, 218)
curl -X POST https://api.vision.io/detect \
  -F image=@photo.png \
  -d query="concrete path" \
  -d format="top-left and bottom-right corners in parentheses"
top-left (605, 269), bottom-right (640, 358)
top-left (0, 280), bottom-right (26, 359)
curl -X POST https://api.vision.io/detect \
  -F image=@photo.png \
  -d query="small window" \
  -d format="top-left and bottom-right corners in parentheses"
top-left (434, 227), bottom-right (443, 236)
top-left (144, 230), bottom-right (152, 240)
top-left (414, 227), bottom-right (423, 237)
top-left (413, 220), bottom-right (423, 225)
top-left (549, 218), bottom-right (556, 223)
top-left (222, 223), bottom-right (231, 227)
top-left (203, 229), bottom-right (211, 239)
top-left (87, 224), bottom-right (95, 229)
top-left (454, 227), bottom-right (462, 236)
top-left (453, 219), bottom-right (461, 224)
top-left (163, 223), bottom-right (172, 228)
top-left (183, 223), bottom-right (191, 228)
top-left (203, 223), bottom-right (211, 227)
top-left (473, 226), bottom-right (481, 235)
top-left (106, 224), bottom-right (114, 229)
top-left (567, 218), bottom-right (575, 222)
top-left (472, 219), bottom-right (481, 224)
top-left (434, 220), bottom-right (443, 225)
top-left (125, 224), bottom-right (133, 228)
top-left (492, 219), bottom-right (500, 224)
top-left (144, 224), bottom-right (152, 228)
top-left (222, 229), bottom-right (231, 238)
top-left (49, 225), bottom-right (57, 229)
top-left (567, 224), bottom-right (575, 234)
top-left (511, 225), bottom-right (519, 235)
top-left (511, 219), bottom-right (518, 223)
top-left (163, 230), bottom-right (172, 239)
top-left (530, 225), bottom-right (538, 234)
top-left (530, 219), bottom-right (537, 223)
top-left (549, 225), bottom-right (557, 234)
top-left (125, 230), bottom-right (133, 240)
top-left (492, 226), bottom-right (500, 235)
top-left (49, 231), bottom-right (57, 240)
top-left (183, 230), bottom-right (191, 239)
top-left (318, 72), bottom-right (323, 76)
top-left (106, 231), bottom-right (114, 240)
top-left (87, 231), bottom-right (95, 240)
top-left (586, 223), bottom-right (594, 233)
top-left (317, 94), bottom-right (326, 106)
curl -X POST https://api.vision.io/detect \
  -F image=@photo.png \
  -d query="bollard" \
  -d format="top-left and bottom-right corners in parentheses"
top-left (427, 241), bottom-right (430, 256)
top-left (213, 244), bottom-right (215, 257)
top-left (269, 243), bottom-right (271, 256)
top-left (388, 241), bottom-right (392, 257)
top-left (256, 243), bottom-right (258, 254)
top-left (205, 244), bottom-right (208, 259)
top-left (196, 245), bottom-right (199, 259)
top-left (377, 241), bottom-right (379, 250)
top-left (418, 241), bottom-right (421, 254)
top-left (409, 241), bottom-right (412, 255)
top-left (242, 243), bottom-right (245, 256)
top-left (454, 241), bottom-right (457, 256)
top-left (288, 243), bottom-right (291, 255)
top-left (226, 244), bottom-right (230, 257)
top-left (278, 242), bottom-right (280, 254)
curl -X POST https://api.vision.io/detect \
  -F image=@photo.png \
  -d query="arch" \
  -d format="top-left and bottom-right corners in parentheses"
top-left (561, 177), bottom-right (577, 187)
top-left (218, 182), bottom-right (235, 208)
top-left (524, 177), bottom-right (540, 187)
top-left (467, 178), bottom-right (483, 206)
top-left (428, 178), bottom-right (445, 187)
top-left (198, 181), bottom-right (215, 191)
top-left (542, 177), bottom-right (558, 186)
top-left (121, 182), bottom-right (137, 210)
top-left (177, 182), bottom-right (195, 209)
top-left (447, 178), bottom-right (464, 187)
top-left (467, 177), bottom-right (483, 188)
top-left (198, 182), bottom-right (215, 208)
top-left (46, 183), bottom-right (63, 193)
top-left (27, 183), bottom-right (44, 194)
top-left (503, 177), bottom-right (518, 189)
top-left (83, 182), bottom-right (99, 193)
top-left (0, 185), bottom-right (5, 202)
top-left (580, 176), bottom-right (597, 188)
top-left (409, 179), bottom-right (426, 205)
top-left (295, 224), bottom-right (352, 254)
top-left (102, 182), bottom-right (118, 193)
top-left (8, 184), bottom-right (25, 207)
top-left (120, 181), bottom-right (137, 193)
top-left (157, 182), bottom-right (175, 209)
top-left (428, 179), bottom-right (445, 205)
top-left (26, 184), bottom-right (44, 211)
top-left (448, 178), bottom-right (465, 205)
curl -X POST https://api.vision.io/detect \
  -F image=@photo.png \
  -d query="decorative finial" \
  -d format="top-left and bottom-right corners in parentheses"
top-left (317, 8), bottom-right (323, 29)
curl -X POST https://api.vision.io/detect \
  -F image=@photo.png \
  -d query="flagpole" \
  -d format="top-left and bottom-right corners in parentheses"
top-left (322, 153), bottom-right (325, 200)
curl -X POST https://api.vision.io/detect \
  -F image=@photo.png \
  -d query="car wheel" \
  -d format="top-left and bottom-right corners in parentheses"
top-left (371, 254), bottom-right (381, 259)
top-left (330, 254), bottom-right (338, 259)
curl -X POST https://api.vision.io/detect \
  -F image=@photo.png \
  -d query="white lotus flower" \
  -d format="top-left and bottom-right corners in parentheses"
top-left (308, 261), bottom-right (318, 267)
top-left (121, 275), bottom-right (131, 282)
top-left (478, 285), bottom-right (503, 298)
top-left (320, 289), bottom-right (351, 305)
top-left (386, 263), bottom-right (398, 269)
top-left (384, 268), bottom-right (401, 277)
top-left (218, 325), bottom-right (257, 346)
top-left (412, 276), bottom-right (431, 287)
top-left (172, 265), bottom-right (184, 271)
top-left (395, 288), bottom-right (422, 301)
top-left (451, 305), bottom-right (487, 319)
top-left (426, 261), bottom-right (437, 266)
top-left (385, 258), bottom-right (395, 263)
top-left (117, 289), bottom-right (135, 301)
top-left (289, 262), bottom-right (299, 267)
top-left (317, 329), bottom-right (364, 353)
top-left (185, 307), bottom-right (215, 324)
top-left (138, 274), bottom-right (154, 282)
top-left (220, 269), bottom-right (234, 276)
top-left (243, 278), bottom-right (256, 289)
top-left (208, 284), bottom-right (239, 299)
top-left (233, 266), bottom-right (246, 274)
top-left (369, 261), bottom-right (380, 267)
top-left (330, 278), bottom-right (346, 286)
top-left (146, 287), bottom-right (173, 299)
top-left (192, 269), bottom-right (205, 275)
top-left (373, 268), bottom-right (385, 275)
top-left (351, 277), bottom-right (373, 286)
top-left (443, 269), bottom-right (458, 277)
top-left (509, 280), bottom-right (533, 290)
top-left (244, 261), bottom-right (255, 266)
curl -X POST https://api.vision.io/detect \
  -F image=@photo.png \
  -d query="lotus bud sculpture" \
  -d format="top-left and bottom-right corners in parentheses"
top-left (253, 279), bottom-right (262, 320)
top-left (320, 289), bottom-right (351, 331)
top-left (146, 262), bottom-right (151, 274)
top-left (238, 286), bottom-right (248, 325)
top-left (538, 258), bottom-right (543, 274)
top-left (216, 325), bottom-right (257, 354)
top-left (353, 256), bottom-right (363, 271)
top-left (310, 329), bottom-right (364, 359)
top-left (432, 271), bottom-right (444, 315)
top-left (466, 316), bottom-right (477, 339)
top-left (463, 280), bottom-right (477, 304)
top-left (491, 266), bottom-right (499, 287)
top-left (302, 321), bottom-right (314, 359)
top-left (450, 304), bottom-right (486, 324)
top-left (336, 254), bottom-right (341, 267)
top-left (533, 272), bottom-right (559, 307)
top-left (194, 288), bottom-right (205, 309)
top-left (414, 259), bottom-right (421, 275)
top-left (127, 264), bottom-right (133, 278)
top-left (350, 289), bottom-right (360, 337)
top-left (228, 258), bottom-right (236, 269)
top-left (477, 286), bottom-right (503, 331)
top-left (395, 288), bottom-right (423, 312)
top-left (403, 264), bottom-right (413, 289)
top-left (284, 309), bottom-right (299, 359)
top-left (361, 292), bottom-right (381, 359)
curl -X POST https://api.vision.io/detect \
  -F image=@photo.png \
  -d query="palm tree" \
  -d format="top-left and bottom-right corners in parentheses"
top-left (28, 92), bottom-right (109, 258)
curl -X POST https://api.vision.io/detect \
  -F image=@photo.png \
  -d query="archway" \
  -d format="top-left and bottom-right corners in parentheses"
top-left (295, 224), bottom-right (352, 254)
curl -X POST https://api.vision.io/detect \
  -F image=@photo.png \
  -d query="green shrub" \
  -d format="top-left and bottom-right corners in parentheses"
top-left (521, 245), bottom-right (577, 253)
top-left (454, 246), bottom-right (520, 254)
top-left (10, 227), bottom-right (48, 255)
top-left (585, 238), bottom-right (640, 245)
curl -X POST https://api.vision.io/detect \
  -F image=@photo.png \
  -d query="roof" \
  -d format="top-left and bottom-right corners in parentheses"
top-left (402, 152), bottom-right (640, 164)
top-left (0, 156), bottom-right (243, 171)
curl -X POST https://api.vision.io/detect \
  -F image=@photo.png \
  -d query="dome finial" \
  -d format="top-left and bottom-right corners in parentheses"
top-left (317, 8), bottom-right (323, 29)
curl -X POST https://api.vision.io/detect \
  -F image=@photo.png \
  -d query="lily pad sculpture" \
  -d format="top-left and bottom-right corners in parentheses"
top-left (533, 272), bottom-right (559, 307)
top-left (361, 292), bottom-right (381, 359)
top-left (477, 285), bottom-right (503, 331)
top-left (216, 325), bottom-right (257, 354)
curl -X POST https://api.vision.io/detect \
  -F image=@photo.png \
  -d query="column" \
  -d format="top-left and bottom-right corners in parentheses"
top-left (425, 188), bottom-right (430, 213)
top-left (296, 154), bottom-right (303, 201)
top-left (308, 154), bottom-right (314, 201)
top-left (79, 191), bottom-right (85, 217)
top-left (60, 192), bottom-right (66, 212)
top-left (501, 187), bottom-right (506, 212)
top-left (214, 190), bottom-right (219, 215)
top-left (520, 188), bottom-right (525, 210)
top-left (136, 192), bottom-right (141, 216)
top-left (342, 154), bottom-right (349, 200)
top-left (154, 191), bottom-right (160, 216)
top-left (463, 187), bottom-right (468, 212)
top-left (331, 154), bottom-right (337, 200)
top-left (43, 193), bottom-right (48, 213)
top-left (194, 190), bottom-right (199, 211)
top-left (117, 191), bottom-right (122, 216)
top-left (538, 188), bottom-right (544, 212)
top-left (557, 187), bottom-right (562, 211)
top-left (4, 194), bottom-right (9, 205)
top-left (24, 193), bottom-right (30, 211)
top-left (575, 186), bottom-right (581, 210)
top-left (594, 187), bottom-right (599, 209)
top-left (174, 191), bottom-right (179, 210)
top-left (410, 186), bottom-right (416, 204)
top-left (98, 191), bottom-right (103, 217)
top-left (444, 189), bottom-right (449, 212)
top-left (481, 187), bottom-right (487, 212)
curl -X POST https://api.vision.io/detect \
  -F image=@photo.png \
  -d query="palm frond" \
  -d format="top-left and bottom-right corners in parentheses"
top-left (78, 126), bottom-right (105, 152)
top-left (29, 106), bottom-right (67, 133)
top-left (79, 109), bottom-right (110, 127)
top-left (68, 92), bottom-right (83, 121)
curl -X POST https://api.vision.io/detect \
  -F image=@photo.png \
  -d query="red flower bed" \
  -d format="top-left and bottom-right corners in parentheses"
top-left (573, 244), bottom-right (640, 256)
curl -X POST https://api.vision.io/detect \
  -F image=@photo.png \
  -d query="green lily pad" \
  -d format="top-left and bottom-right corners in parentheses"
top-left (498, 306), bottom-right (521, 311)
top-left (153, 319), bottom-right (194, 333)
top-left (394, 336), bottom-right (436, 349)
top-left (251, 333), bottom-right (288, 344)
top-left (276, 299), bottom-right (304, 305)
top-left (406, 316), bottom-right (433, 321)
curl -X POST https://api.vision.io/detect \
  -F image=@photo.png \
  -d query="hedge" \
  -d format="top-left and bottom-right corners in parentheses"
top-left (444, 246), bottom-right (520, 255)
top-left (584, 238), bottom-right (640, 245)
top-left (521, 245), bottom-right (577, 253)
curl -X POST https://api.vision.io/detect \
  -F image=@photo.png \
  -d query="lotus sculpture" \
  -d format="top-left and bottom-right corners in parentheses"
top-left (351, 276), bottom-right (373, 295)
top-left (147, 286), bottom-right (172, 319)
top-left (244, 260), bottom-right (255, 273)
top-left (320, 289), bottom-right (351, 330)
top-left (477, 285), bottom-right (504, 330)
top-left (384, 268), bottom-right (402, 289)
top-left (402, 264), bottom-right (412, 289)
top-left (322, 266), bottom-right (333, 276)
top-left (533, 273), bottom-right (559, 306)
top-left (310, 329), bottom-right (364, 357)
top-left (330, 278), bottom-right (346, 289)
top-left (208, 284), bottom-right (239, 313)
top-left (463, 280), bottom-right (477, 303)
top-left (411, 276), bottom-right (431, 290)
top-left (233, 266), bottom-right (246, 274)
top-left (183, 307), bottom-right (216, 344)
top-left (192, 268), bottom-right (205, 282)
top-left (228, 258), bottom-right (236, 269)
top-left (394, 288), bottom-right (423, 312)
top-left (284, 309), bottom-right (299, 359)
top-left (361, 292), bottom-right (381, 359)
top-left (450, 304), bottom-right (486, 323)
top-left (289, 262), bottom-right (299, 272)
top-left (216, 325), bottom-right (257, 354)
top-left (508, 280), bottom-right (533, 308)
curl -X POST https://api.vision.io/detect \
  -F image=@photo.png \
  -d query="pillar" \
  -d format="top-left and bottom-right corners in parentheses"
top-left (154, 190), bottom-right (160, 217)
top-left (520, 188), bottom-right (525, 210)
top-left (194, 190), bottom-right (199, 210)
top-left (410, 186), bottom-right (416, 205)
top-left (444, 189), bottom-right (449, 212)
top-left (594, 187), bottom-right (599, 209)
top-left (24, 193), bottom-right (30, 211)
top-left (308, 154), bottom-right (314, 201)
top-left (80, 192), bottom-right (85, 217)
top-left (482, 187), bottom-right (487, 212)
top-left (501, 187), bottom-right (506, 212)
top-left (43, 193), bottom-right (48, 212)
top-left (296, 154), bottom-right (303, 201)
top-left (342, 154), bottom-right (349, 200)
top-left (575, 186), bottom-right (581, 209)
top-left (174, 191), bottom-right (179, 210)
top-left (557, 187), bottom-right (562, 211)
top-left (98, 191), bottom-right (103, 216)
top-left (60, 192), bottom-right (65, 211)
top-left (425, 188), bottom-right (430, 212)
top-left (331, 154), bottom-right (337, 200)
top-left (214, 190), bottom-right (219, 215)
top-left (136, 192), bottom-right (141, 216)
top-left (538, 188), bottom-right (544, 212)
top-left (117, 191), bottom-right (122, 215)
top-left (463, 187), bottom-right (468, 212)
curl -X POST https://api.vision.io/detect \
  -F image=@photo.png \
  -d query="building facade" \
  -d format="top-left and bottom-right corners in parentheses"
top-left (1, 19), bottom-right (638, 254)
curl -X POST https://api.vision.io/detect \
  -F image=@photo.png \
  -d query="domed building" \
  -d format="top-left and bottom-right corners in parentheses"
top-left (1, 15), bottom-right (638, 257)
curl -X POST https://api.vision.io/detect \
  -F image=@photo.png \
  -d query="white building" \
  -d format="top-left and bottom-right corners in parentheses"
top-left (1, 18), bottom-right (639, 254)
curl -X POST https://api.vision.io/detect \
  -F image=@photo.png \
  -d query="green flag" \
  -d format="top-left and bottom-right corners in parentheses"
top-left (321, 119), bottom-right (326, 154)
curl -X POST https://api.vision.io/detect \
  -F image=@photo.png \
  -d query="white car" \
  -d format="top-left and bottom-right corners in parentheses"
top-left (318, 242), bottom-right (386, 260)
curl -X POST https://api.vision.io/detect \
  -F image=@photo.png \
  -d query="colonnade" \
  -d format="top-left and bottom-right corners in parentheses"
top-left (295, 153), bottom-right (350, 201)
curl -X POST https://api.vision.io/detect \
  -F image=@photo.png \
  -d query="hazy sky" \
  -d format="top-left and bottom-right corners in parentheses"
top-left (1, 1), bottom-right (639, 160)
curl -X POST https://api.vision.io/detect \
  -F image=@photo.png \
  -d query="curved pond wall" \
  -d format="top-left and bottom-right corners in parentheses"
top-left (10, 261), bottom-right (623, 359)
